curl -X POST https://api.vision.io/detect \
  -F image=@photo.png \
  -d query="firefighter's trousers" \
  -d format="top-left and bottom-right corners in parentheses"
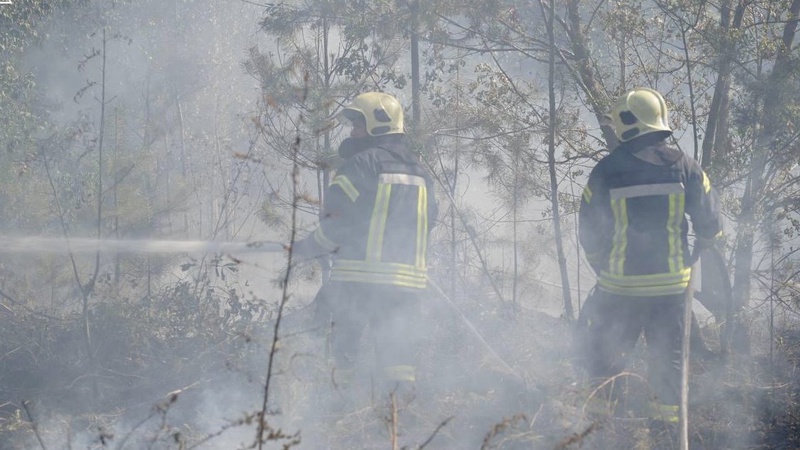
top-left (312, 280), bottom-right (423, 390)
top-left (578, 288), bottom-right (684, 411)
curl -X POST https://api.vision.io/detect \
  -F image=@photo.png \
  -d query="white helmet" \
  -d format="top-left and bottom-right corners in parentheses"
top-left (338, 92), bottom-right (404, 136)
top-left (605, 88), bottom-right (672, 142)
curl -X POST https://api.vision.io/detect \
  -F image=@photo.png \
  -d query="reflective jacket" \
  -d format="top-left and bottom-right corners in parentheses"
top-left (300, 134), bottom-right (438, 289)
top-left (579, 135), bottom-right (721, 297)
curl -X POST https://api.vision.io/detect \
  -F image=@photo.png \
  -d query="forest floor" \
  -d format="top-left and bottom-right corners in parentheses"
top-left (1, 294), bottom-right (798, 449)
top-left (266, 301), bottom-right (794, 450)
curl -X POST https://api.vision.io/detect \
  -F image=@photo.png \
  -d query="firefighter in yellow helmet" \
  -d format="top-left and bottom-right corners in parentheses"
top-left (293, 92), bottom-right (438, 413)
top-left (576, 88), bottom-right (722, 429)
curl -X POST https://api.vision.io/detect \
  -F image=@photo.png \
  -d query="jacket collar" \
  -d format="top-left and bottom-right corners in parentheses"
top-left (337, 134), bottom-right (407, 159)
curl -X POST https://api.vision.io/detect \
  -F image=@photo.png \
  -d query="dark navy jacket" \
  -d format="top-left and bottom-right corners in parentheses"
top-left (579, 134), bottom-right (721, 296)
top-left (297, 135), bottom-right (438, 289)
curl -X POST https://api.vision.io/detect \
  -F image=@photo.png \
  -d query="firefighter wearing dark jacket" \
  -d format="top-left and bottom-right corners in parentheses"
top-left (293, 92), bottom-right (438, 401)
top-left (577, 88), bottom-right (722, 424)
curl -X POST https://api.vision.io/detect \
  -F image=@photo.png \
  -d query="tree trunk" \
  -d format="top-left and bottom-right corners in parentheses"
top-left (548, 0), bottom-right (573, 320)
top-left (701, 0), bottom-right (744, 169)
top-left (732, 0), bottom-right (800, 310)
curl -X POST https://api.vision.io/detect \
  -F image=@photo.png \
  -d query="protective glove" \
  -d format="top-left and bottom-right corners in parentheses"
top-left (585, 251), bottom-right (606, 275)
top-left (695, 235), bottom-right (720, 251)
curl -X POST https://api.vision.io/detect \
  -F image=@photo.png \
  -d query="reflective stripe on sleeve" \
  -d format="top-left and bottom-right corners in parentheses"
top-left (313, 226), bottom-right (338, 252)
top-left (582, 186), bottom-right (593, 204)
top-left (331, 175), bottom-right (359, 202)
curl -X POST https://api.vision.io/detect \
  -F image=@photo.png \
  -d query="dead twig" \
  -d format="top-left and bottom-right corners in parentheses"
top-left (414, 416), bottom-right (454, 450)
top-left (480, 413), bottom-right (527, 450)
top-left (21, 400), bottom-right (47, 450)
top-left (386, 392), bottom-right (399, 450)
top-left (552, 422), bottom-right (599, 450)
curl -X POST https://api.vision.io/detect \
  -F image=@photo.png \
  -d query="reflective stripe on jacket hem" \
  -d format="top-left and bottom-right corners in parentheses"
top-left (597, 280), bottom-right (689, 296)
top-left (331, 259), bottom-right (427, 288)
top-left (599, 268), bottom-right (691, 287)
top-left (330, 272), bottom-right (427, 288)
top-left (598, 268), bottom-right (690, 296)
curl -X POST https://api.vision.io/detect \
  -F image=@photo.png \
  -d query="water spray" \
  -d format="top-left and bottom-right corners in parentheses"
top-left (0, 236), bottom-right (286, 255)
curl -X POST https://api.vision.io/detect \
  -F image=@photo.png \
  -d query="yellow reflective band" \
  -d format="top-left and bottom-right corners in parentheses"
top-left (313, 227), bottom-right (338, 252)
top-left (332, 260), bottom-right (428, 287)
top-left (384, 365), bottom-right (416, 382)
top-left (366, 183), bottom-right (391, 261)
top-left (598, 278), bottom-right (690, 296)
top-left (333, 259), bottom-right (428, 277)
top-left (582, 186), bottom-right (593, 204)
top-left (701, 171), bottom-right (711, 194)
top-left (647, 401), bottom-right (679, 423)
top-left (416, 186), bottom-right (428, 268)
top-left (599, 266), bottom-right (691, 296)
top-left (379, 173), bottom-right (425, 186)
top-left (331, 175), bottom-right (359, 202)
top-left (609, 198), bottom-right (628, 275)
top-left (667, 193), bottom-right (686, 273)
top-left (610, 183), bottom-right (684, 199)
top-left (600, 268), bottom-right (691, 286)
top-left (330, 271), bottom-right (428, 288)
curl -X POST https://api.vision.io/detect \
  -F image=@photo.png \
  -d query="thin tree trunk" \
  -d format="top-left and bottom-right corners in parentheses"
top-left (320, 18), bottom-right (332, 284)
top-left (176, 95), bottom-right (190, 234)
top-left (701, 0), bottom-right (744, 169)
top-left (564, 0), bottom-right (615, 148)
top-left (410, 0), bottom-right (421, 127)
top-left (548, 0), bottom-right (573, 320)
top-left (680, 270), bottom-right (695, 450)
top-left (113, 107), bottom-right (121, 290)
top-left (732, 0), bottom-right (800, 311)
top-left (512, 164), bottom-right (519, 310)
top-left (83, 28), bottom-right (110, 368)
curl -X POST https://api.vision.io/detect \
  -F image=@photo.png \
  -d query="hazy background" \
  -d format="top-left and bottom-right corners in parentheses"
top-left (1, 0), bottom-right (799, 448)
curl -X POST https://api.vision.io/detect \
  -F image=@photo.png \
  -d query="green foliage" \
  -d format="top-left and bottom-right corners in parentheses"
top-left (3, 0), bottom-right (800, 447)
top-left (244, 0), bottom-right (415, 245)
top-left (0, 256), bottom-right (276, 447)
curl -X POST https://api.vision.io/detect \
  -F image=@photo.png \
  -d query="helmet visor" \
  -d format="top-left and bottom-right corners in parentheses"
top-left (337, 108), bottom-right (366, 127)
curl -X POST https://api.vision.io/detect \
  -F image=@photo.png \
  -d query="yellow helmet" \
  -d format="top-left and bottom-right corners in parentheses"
top-left (338, 92), bottom-right (405, 136)
top-left (605, 88), bottom-right (672, 142)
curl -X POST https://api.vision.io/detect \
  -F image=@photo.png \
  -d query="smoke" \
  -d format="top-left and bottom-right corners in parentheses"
top-left (1, 1), bottom-right (788, 449)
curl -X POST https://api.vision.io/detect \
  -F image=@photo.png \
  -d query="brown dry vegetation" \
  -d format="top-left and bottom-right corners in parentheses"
top-left (2, 277), bottom-right (798, 449)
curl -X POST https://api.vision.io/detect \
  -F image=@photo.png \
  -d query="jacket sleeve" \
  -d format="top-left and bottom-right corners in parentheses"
top-left (291, 177), bottom-right (350, 260)
top-left (684, 160), bottom-right (722, 242)
top-left (426, 176), bottom-right (439, 232)
top-left (579, 163), bottom-right (613, 273)
top-left (295, 154), bottom-right (375, 259)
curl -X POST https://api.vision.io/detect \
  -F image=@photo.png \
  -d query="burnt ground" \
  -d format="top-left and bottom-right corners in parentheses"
top-left (0, 295), bottom-right (798, 449)
top-left (267, 301), bottom-right (800, 450)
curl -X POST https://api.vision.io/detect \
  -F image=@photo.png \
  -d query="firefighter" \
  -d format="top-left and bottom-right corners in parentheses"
top-left (293, 92), bottom-right (438, 412)
top-left (577, 88), bottom-right (722, 427)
